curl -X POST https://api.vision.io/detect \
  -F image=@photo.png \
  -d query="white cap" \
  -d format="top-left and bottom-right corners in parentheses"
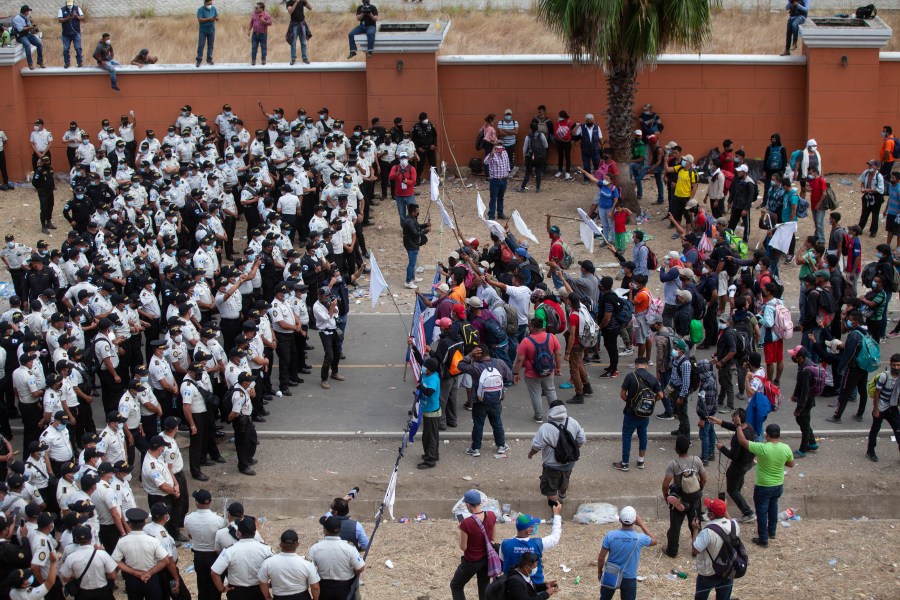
top-left (665, 250), bottom-right (680, 260)
top-left (619, 506), bottom-right (637, 525)
top-left (585, 113), bottom-right (594, 120)
top-left (634, 129), bottom-right (642, 136)
top-left (398, 151), bottom-right (409, 158)
top-left (807, 139), bottom-right (817, 148)
top-left (736, 164), bottom-right (749, 173)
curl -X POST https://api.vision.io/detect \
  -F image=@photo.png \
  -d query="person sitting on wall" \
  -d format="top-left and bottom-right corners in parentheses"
top-left (131, 48), bottom-right (158, 68)
top-left (92, 32), bottom-right (120, 92)
top-left (347, 0), bottom-right (378, 59)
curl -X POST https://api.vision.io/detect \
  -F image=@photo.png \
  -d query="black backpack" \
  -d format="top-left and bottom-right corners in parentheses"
top-left (460, 323), bottom-right (481, 354)
top-left (731, 324), bottom-right (753, 361)
top-left (529, 132), bottom-right (547, 162)
top-left (553, 417), bottom-right (580, 465)
top-left (485, 573), bottom-right (509, 600)
top-left (706, 521), bottom-right (749, 580)
top-left (475, 316), bottom-right (506, 346)
top-left (475, 128), bottom-right (486, 152)
top-left (688, 357), bottom-right (701, 393)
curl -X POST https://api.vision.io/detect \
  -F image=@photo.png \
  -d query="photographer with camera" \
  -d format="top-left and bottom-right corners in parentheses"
top-left (347, 0), bottom-right (378, 59)
top-left (314, 285), bottom-right (345, 390)
top-left (322, 487), bottom-right (368, 551)
top-left (12, 5), bottom-right (44, 70)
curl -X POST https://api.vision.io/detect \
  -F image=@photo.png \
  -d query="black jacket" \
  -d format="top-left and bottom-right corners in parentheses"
top-left (673, 302), bottom-right (693, 337)
top-left (719, 421), bottom-right (757, 467)
top-left (401, 215), bottom-right (426, 250)
top-left (504, 571), bottom-right (551, 600)
top-left (411, 122), bottom-right (438, 149)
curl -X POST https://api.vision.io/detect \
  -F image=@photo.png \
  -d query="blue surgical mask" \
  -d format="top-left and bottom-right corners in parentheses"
top-left (671, 349), bottom-right (679, 358)
top-left (846, 319), bottom-right (853, 328)
top-left (5, 242), bottom-right (13, 249)
top-left (26, 575), bottom-right (34, 587)
top-left (76, 194), bottom-right (84, 200)
top-left (529, 567), bottom-right (538, 577)
top-left (56, 423), bottom-right (67, 432)
top-left (876, 252), bottom-right (884, 259)
top-left (883, 132), bottom-right (888, 138)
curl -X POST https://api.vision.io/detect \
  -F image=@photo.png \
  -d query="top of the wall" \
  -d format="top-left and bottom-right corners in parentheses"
top-left (437, 54), bottom-right (808, 66)
top-left (800, 15), bottom-right (893, 49)
top-left (354, 20), bottom-right (452, 53)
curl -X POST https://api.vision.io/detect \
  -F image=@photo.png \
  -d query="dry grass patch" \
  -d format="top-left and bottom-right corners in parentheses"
top-left (22, 7), bottom-right (900, 67)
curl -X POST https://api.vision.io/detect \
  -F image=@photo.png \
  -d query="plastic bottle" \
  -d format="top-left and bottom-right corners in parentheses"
top-left (670, 569), bottom-right (688, 580)
top-left (573, 575), bottom-right (580, 585)
top-left (777, 508), bottom-right (795, 521)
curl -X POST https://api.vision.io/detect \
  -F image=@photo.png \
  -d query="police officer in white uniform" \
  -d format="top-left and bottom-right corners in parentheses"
top-left (308, 516), bottom-right (366, 600)
top-left (160, 416), bottom-right (189, 542)
top-left (210, 516), bottom-right (273, 599)
top-left (184, 488), bottom-right (227, 600)
top-left (228, 372), bottom-right (258, 476)
top-left (145, 502), bottom-right (190, 600)
top-left (141, 436), bottom-right (179, 522)
top-left (59, 525), bottom-right (118, 599)
top-left (111, 507), bottom-right (178, 599)
top-left (258, 529), bottom-right (321, 600)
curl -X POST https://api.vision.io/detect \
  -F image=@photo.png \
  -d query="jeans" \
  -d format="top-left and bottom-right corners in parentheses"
top-left (61, 33), bottom-right (82, 66)
top-left (630, 162), bottom-right (646, 198)
top-left (488, 177), bottom-right (507, 218)
top-left (450, 557), bottom-right (489, 600)
top-left (859, 194), bottom-right (884, 235)
top-left (395, 194), bottom-right (414, 221)
top-left (796, 410), bottom-right (815, 452)
top-left (717, 364), bottom-right (734, 408)
top-left (652, 167), bottom-right (665, 203)
top-left (621, 411), bottom-right (649, 465)
top-left (100, 59), bottom-right (120, 87)
top-left (349, 24), bottom-right (376, 52)
top-left (471, 397), bottom-right (504, 450)
top-left (197, 30), bottom-right (215, 62)
top-left (813, 209), bottom-right (826, 244)
top-left (753, 483), bottom-right (783, 543)
top-left (289, 21), bottom-right (308, 61)
top-left (581, 150), bottom-right (600, 180)
top-left (694, 574), bottom-right (733, 600)
top-left (405, 247), bottom-right (418, 283)
top-left (524, 376), bottom-right (556, 419)
top-left (600, 577), bottom-right (637, 600)
top-left (698, 420), bottom-right (717, 461)
top-left (251, 31), bottom-right (268, 62)
top-left (598, 207), bottom-right (614, 243)
top-left (867, 405), bottom-right (900, 454)
top-left (601, 328), bottom-right (619, 372)
top-left (19, 33), bottom-right (43, 66)
top-left (319, 330), bottom-right (340, 381)
top-left (725, 461), bottom-right (754, 516)
top-left (786, 16), bottom-right (806, 51)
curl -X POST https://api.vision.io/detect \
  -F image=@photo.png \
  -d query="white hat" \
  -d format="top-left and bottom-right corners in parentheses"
top-left (665, 250), bottom-right (680, 260)
top-left (448, 251), bottom-right (459, 261)
top-left (807, 139), bottom-right (817, 148)
top-left (684, 199), bottom-right (699, 210)
top-left (683, 154), bottom-right (694, 163)
top-left (736, 164), bottom-right (749, 173)
top-left (665, 141), bottom-right (678, 149)
top-left (398, 151), bottom-right (409, 158)
top-left (634, 129), bottom-right (642, 136)
top-left (676, 289), bottom-right (693, 303)
top-left (619, 506), bottom-right (637, 525)
top-left (585, 113), bottom-right (594, 120)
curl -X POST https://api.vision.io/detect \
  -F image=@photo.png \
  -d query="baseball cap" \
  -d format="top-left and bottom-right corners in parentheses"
top-left (280, 529), bottom-right (300, 543)
top-left (436, 317), bottom-right (452, 329)
top-left (788, 345), bottom-right (808, 358)
top-left (463, 489), bottom-right (482, 505)
top-left (703, 498), bottom-right (728, 517)
top-left (433, 282), bottom-right (450, 294)
top-left (619, 506), bottom-right (637, 525)
top-left (515, 514), bottom-right (541, 531)
top-left (319, 515), bottom-right (342, 532)
top-left (192, 489), bottom-right (212, 504)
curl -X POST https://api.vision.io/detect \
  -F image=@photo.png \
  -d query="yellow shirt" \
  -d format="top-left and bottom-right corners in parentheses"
top-left (674, 165), bottom-right (697, 198)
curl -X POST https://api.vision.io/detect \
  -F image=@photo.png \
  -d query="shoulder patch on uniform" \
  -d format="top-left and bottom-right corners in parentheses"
top-left (38, 551), bottom-right (46, 561)
top-left (17, 552), bottom-right (24, 559)
top-left (161, 531), bottom-right (167, 537)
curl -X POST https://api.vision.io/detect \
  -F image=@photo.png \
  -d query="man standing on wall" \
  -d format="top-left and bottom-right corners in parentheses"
top-left (248, 2), bottom-right (272, 66)
top-left (196, 0), bottom-right (219, 67)
top-left (286, 0), bottom-right (313, 65)
top-left (57, 0), bottom-right (85, 69)
top-left (348, 0), bottom-right (378, 59)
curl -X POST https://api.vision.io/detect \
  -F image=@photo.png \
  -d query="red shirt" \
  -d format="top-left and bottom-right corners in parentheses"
top-left (516, 331), bottom-right (561, 378)
top-left (549, 238), bottom-right (565, 263)
top-left (459, 512), bottom-right (497, 561)
top-left (809, 176), bottom-right (827, 210)
top-left (389, 164), bottom-right (417, 197)
top-left (613, 210), bottom-right (628, 234)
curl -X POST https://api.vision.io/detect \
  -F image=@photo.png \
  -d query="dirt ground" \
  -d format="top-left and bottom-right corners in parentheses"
top-left (0, 168), bottom-right (888, 318)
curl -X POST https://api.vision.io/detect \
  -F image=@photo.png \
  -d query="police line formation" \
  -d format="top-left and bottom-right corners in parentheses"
top-left (0, 99), bottom-right (897, 600)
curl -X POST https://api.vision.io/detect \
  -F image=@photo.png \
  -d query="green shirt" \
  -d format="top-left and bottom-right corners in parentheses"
top-left (798, 249), bottom-right (817, 280)
top-left (197, 6), bottom-right (218, 33)
top-left (748, 440), bottom-right (793, 487)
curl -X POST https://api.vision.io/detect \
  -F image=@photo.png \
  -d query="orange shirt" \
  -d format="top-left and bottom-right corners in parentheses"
top-left (882, 137), bottom-right (895, 164)
top-left (634, 288), bottom-right (651, 313)
top-left (450, 283), bottom-right (466, 304)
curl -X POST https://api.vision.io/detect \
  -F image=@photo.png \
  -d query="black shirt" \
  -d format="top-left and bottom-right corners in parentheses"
top-left (356, 3), bottom-right (378, 27)
top-left (621, 369), bottom-right (661, 415)
top-left (288, 0), bottom-right (306, 22)
top-left (718, 421), bottom-right (756, 467)
top-left (401, 215), bottom-right (425, 250)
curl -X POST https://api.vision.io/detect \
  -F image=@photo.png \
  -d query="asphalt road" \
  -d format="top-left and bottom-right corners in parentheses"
top-left (247, 313), bottom-right (900, 436)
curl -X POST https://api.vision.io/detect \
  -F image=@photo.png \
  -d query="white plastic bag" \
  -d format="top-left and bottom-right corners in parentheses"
top-left (451, 492), bottom-right (502, 520)
top-left (573, 502), bottom-right (620, 525)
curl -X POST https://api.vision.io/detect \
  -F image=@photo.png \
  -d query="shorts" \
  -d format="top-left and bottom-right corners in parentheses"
top-left (763, 339), bottom-right (784, 365)
top-left (887, 215), bottom-right (900, 235)
top-left (539, 465), bottom-right (571, 497)
top-left (458, 374), bottom-right (472, 389)
top-left (634, 314), bottom-right (651, 344)
top-left (717, 271), bottom-right (730, 296)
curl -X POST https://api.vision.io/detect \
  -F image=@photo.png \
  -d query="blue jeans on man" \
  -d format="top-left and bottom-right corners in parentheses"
top-left (197, 30), bottom-right (215, 63)
top-left (621, 411), bottom-right (648, 465)
top-left (753, 483), bottom-right (783, 544)
top-left (101, 60), bottom-right (120, 88)
top-left (785, 15), bottom-right (806, 51)
top-left (61, 33), bottom-right (82, 67)
top-left (581, 150), bottom-right (600, 181)
top-left (349, 24), bottom-right (376, 53)
top-left (630, 162), bottom-right (646, 198)
top-left (470, 397), bottom-right (504, 451)
top-left (289, 21), bottom-right (308, 62)
top-left (405, 248), bottom-right (418, 284)
top-left (488, 177), bottom-right (507, 219)
top-left (396, 195), bottom-right (414, 221)
top-left (694, 574), bottom-right (733, 600)
top-left (19, 33), bottom-right (43, 66)
top-left (653, 166), bottom-right (665, 204)
top-left (251, 32), bottom-right (267, 63)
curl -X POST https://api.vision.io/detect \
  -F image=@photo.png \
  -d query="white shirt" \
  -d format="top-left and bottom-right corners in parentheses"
top-left (39, 425), bottom-right (74, 462)
top-left (30, 129), bottom-right (53, 153)
top-left (308, 536), bottom-right (365, 581)
top-left (111, 530), bottom-right (168, 571)
top-left (258, 552), bottom-right (321, 596)
top-left (141, 451), bottom-right (174, 496)
top-left (211, 539), bottom-right (274, 587)
top-left (184, 509), bottom-right (228, 552)
top-left (97, 425), bottom-right (126, 465)
top-left (181, 374), bottom-right (211, 414)
top-left (112, 475), bottom-right (137, 511)
top-left (60, 544), bottom-right (118, 590)
top-left (161, 432), bottom-right (184, 474)
top-left (91, 479), bottom-right (122, 527)
top-left (144, 521), bottom-right (177, 561)
top-left (313, 301), bottom-right (336, 331)
top-left (693, 518), bottom-right (740, 577)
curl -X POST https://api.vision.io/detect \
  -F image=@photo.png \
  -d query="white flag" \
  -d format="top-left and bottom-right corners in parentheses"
top-left (476, 192), bottom-right (487, 220)
top-left (430, 167), bottom-right (440, 202)
top-left (369, 251), bottom-right (389, 308)
top-left (382, 466), bottom-right (398, 521)
top-left (579, 222), bottom-right (596, 254)
top-left (511, 210), bottom-right (539, 244)
top-left (483, 219), bottom-right (506, 240)
top-left (436, 198), bottom-right (455, 231)
top-left (577, 208), bottom-right (604, 238)
top-left (769, 220), bottom-right (797, 254)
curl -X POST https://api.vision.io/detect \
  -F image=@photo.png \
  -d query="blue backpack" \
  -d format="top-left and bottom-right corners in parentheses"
top-left (527, 335), bottom-right (556, 377)
top-left (856, 331), bottom-right (881, 372)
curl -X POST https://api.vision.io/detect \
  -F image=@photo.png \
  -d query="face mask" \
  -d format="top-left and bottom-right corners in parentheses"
top-left (56, 423), bottom-right (67, 432)
top-left (529, 567), bottom-right (538, 577)
top-left (718, 323), bottom-right (727, 331)
top-left (117, 423), bottom-right (124, 431)
top-left (754, 264), bottom-right (762, 273)
top-left (168, 132), bottom-right (175, 138)
top-left (26, 575), bottom-right (35, 587)
top-left (504, 115), bottom-right (512, 121)
top-left (883, 132), bottom-right (888, 138)
top-left (701, 267), bottom-right (710, 274)
top-left (343, 183), bottom-right (352, 189)
top-left (671, 349), bottom-right (679, 358)
top-left (602, 179), bottom-right (610, 186)
top-left (400, 159), bottom-right (408, 167)
top-left (846, 319), bottom-right (853, 328)
top-left (6, 242), bottom-right (13, 249)
top-left (681, 160), bottom-right (687, 167)
top-left (34, 125), bottom-right (40, 132)
top-left (876, 252), bottom-right (884, 260)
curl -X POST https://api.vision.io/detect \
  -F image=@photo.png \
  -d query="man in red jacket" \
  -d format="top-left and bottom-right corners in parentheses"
top-left (389, 151), bottom-right (417, 222)
top-left (808, 166), bottom-right (827, 244)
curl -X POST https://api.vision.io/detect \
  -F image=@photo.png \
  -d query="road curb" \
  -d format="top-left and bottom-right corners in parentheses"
top-left (248, 429), bottom-right (873, 439)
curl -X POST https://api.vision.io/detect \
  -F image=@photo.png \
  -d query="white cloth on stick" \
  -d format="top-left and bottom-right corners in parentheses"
top-left (769, 221), bottom-right (797, 254)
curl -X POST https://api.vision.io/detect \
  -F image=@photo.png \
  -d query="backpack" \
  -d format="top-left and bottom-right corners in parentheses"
top-left (867, 370), bottom-right (887, 399)
top-left (688, 357), bottom-right (701, 393)
top-left (814, 287), bottom-right (838, 327)
top-left (724, 229), bottom-right (749, 259)
top-left (555, 123), bottom-right (571, 142)
top-left (732, 325), bottom-right (753, 361)
top-left (861, 261), bottom-right (878, 289)
top-left (468, 157), bottom-right (484, 176)
top-left (529, 132), bottom-right (547, 162)
top-left (442, 338), bottom-right (465, 377)
top-left (476, 361), bottom-right (504, 402)
top-left (577, 305), bottom-right (599, 348)
top-left (645, 246), bottom-right (659, 271)
top-left (484, 574), bottom-right (509, 600)
top-left (221, 385), bottom-right (242, 416)
top-left (554, 240), bottom-right (575, 269)
top-left (89, 335), bottom-right (113, 378)
top-left (499, 243), bottom-right (515, 265)
top-left (772, 301), bottom-right (794, 341)
top-left (476, 316), bottom-right (506, 346)
top-left (803, 363), bottom-right (827, 396)
top-left (757, 376), bottom-right (782, 411)
top-left (647, 294), bottom-right (664, 323)
top-left (856, 4), bottom-right (877, 19)
top-left (855, 331), bottom-right (881, 372)
top-left (501, 304), bottom-right (519, 337)
top-left (630, 373), bottom-right (658, 418)
top-left (539, 303), bottom-right (563, 335)
top-left (796, 195), bottom-right (810, 219)
top-left (706, 522), bottom-right (749, 580)
top-left (614, 295), bottom-right (635, 326)
top-left (460, 323), bottom-right (481, 355)
top-left (766, 146), bottom-right (784, 172)
top-left (823, 183), bottom-right (838, 210)
top-left (893, 139), bottom-right (900, 160)
top-left (475, 128), bottom-right (486, 152)
top-left (552, 417), bottom-right (580, 465)
top-left (881, 262), bottom-right (900, 293)
top-left (527, 334), bottom-right (555, 377)
top-left (676, 457), bottom-right (702, 498)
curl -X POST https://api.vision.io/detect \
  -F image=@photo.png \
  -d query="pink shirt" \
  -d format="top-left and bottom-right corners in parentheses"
top-left (250, 11), bottom-right (272, 34)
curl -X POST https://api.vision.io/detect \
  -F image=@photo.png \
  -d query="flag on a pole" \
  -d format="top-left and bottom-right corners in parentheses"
top-left (577, 207), bottom-right (604, 237)
top-left (436, 198), bottom-right (455, 230)
top-left (476, 192), bottom-right (487, 220)
top-left (511, 210), bottom-right (539, 244)
top-left (407, 300), bottom-right (427, 381)
top-left (430, 167), bottom-right (440, 202)
top-left (369, 251), bottom-right (388, 308)
top-left (483, 218), bottom-right (506, 240)
top-left (382, 465), bottom-right (398, 521)
top-left (579, 222), bottom-right (596, 254)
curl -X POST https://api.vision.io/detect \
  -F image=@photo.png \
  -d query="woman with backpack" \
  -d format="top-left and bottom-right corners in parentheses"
top-left (478, 114), bottom-right (498, 160)
top-left (744, 353), bottom-right (773, 441)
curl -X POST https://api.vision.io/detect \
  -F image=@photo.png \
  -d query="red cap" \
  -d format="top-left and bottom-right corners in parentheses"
top-left (703, 498), bottom-right (728, 517)
top-left (452, 304), bottom-right (466, 320)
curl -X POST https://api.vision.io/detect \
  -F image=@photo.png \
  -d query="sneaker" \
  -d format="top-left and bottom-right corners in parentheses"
top-left (825, 416), bottom-right (842, 423)
top-left (496, 444), bottom-right (509, 454)
top-left (888, 332), bottom-right (900, 339)
top-left (612, 462), bottom-right (630, 472)
top-left (320, 381), bottom-right (331, 389)
top-left (555, 171), bottom-right (562, 178)
top-left (866, 451), bottom-right (879, 462)
top-left (647, 360), bottom-right (654, 367)
top-left (347, 51), bottom-right (357, 59)
top-left (464, 447), bottom-right (481, 457)
top-left (568, 395), bottom-right (585, 404)
top-left (636, 460), bottom-right (645, 469)
top-left (303, 58), bottom-right (311, 64)
top-left (563, 172), bottom-right (572, 180)
top-left (853, 415), bottom-right (864, 422)
top-left (583, 384), bottom-right (594, 395)
top-left (807, 443), bottom-right (819, 450)
top-left (620, 347), bottom-right (635, 356)
top-left (599, 370), bottom-right (618, 378)
top-left (656, 413), bottom-right (675, 420)
top-left (739, 513), bottom-right (757, 523)
top-left (331, 373), bottom-right (345, 381)
top-left (404, 281), bottom-right (418, 289)
top-left (718, 407), bottom-right (732, 414)
top-left (667, 495), bottom-right (685, 511)
top-left (751, 537), bottom-right (768, 548)
top-left (532, 415), bottom-right (544, 423)
top-left (793, 450), bottom-right (807, 459)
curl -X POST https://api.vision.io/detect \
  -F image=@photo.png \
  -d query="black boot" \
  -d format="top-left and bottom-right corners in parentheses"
top-left (583, 383), bottom-right (594, 395)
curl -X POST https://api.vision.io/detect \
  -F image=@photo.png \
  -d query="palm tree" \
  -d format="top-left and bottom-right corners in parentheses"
top-left (537, 0), bottom-right (716, 206)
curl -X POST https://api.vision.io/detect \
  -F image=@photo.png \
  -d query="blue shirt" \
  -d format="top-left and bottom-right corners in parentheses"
top-left (595, 184), bottom-right (620, 211)
top-left (197, 6), bottom-right (218, 33)
top-left (501, 537), bottom-right (545, 583)
top-left (420, 371), bottom-right (440, 414)
top-left (887, 182), bottom-right (900, 216)
top-left (781, 189), bottom-right (799, 223)
top-left (632, 243), bottom-right (648, 276)
top-left (601, 529), bottom-right (652, 579)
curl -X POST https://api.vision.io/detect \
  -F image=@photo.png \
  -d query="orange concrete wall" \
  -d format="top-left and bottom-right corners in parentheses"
top-left (877, 59), bottom-right (900, 164)
top-left (436, 60), bottom-right (808, 168)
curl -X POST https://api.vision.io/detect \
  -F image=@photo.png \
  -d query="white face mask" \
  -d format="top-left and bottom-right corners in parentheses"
top-left (34, 126), bottom-right (40, 132)
top-left (399, 159), bottom-right (408, 167)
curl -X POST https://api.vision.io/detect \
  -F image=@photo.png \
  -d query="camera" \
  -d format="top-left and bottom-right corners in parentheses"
top-left (361, 5), bottom-right (372, 13)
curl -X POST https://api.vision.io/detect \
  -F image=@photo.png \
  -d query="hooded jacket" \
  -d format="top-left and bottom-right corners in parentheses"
top-left (530, 404), bottom-right (586, 471)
